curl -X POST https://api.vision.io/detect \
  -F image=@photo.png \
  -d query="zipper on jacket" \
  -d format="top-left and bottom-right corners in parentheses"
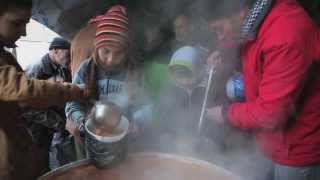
top-left (106, 77), bottom-right (110, 98)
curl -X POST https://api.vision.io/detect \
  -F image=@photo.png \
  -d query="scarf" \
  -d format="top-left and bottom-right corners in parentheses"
top-left (241, 0), bottom-right (275, 42)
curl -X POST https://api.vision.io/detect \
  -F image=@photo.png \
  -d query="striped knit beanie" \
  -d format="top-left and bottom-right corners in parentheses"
top-left (94, 5), bottom-right (129, 49)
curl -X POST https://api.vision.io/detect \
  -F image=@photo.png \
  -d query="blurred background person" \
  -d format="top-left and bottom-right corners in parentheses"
top-left (25, 37), bottom-right (76, 171)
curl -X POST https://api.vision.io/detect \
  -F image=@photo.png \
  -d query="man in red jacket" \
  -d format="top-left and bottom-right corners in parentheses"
top-left (206, 0), bottom-right (320, 179)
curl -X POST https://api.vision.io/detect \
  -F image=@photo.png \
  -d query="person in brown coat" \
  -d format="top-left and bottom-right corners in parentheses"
top-left (0, 0), bottom-right (88, 179)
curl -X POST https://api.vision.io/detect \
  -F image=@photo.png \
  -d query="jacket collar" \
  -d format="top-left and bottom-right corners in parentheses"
top-left (42, 54), bottom-right (67, 72)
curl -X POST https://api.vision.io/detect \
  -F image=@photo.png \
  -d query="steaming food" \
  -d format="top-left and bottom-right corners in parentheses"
top-left (93, 127), bottom-right (122, 136)
top-left (39, 153), bottom-right (239, 180)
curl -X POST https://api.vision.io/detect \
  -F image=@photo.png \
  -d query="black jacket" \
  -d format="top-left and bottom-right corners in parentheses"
top-left (28, 53), bottom-right (71, 82)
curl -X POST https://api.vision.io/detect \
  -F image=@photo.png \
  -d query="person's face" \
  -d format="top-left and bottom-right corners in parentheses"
top-left (208, 9), bottom-right (246, 43)
top-left (174, 15), bottom-right (192, 42)
top-left (97, 45), bottom-right (126, 71)
top-left (144, 27), bottom-right (162, 52)
top-left (0, 8), bottom-right (31, 47)
top-left (54, 49), bottom-right (70, 67)
top-left (171, 66), bottom-right (196, 89)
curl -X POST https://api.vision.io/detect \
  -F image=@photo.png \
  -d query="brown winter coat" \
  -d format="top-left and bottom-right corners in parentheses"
top-left (0, 48), bottom-right (84, 180)
top-left (70, 22), bottom-right (97, 77)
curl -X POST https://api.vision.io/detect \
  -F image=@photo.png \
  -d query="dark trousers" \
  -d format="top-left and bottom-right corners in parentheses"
top-left (256, 154), bottom-right (320, 180)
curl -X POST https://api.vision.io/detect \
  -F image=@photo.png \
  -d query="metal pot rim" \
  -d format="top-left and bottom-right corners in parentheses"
top-left (38, 152), bottom-right (241, 180)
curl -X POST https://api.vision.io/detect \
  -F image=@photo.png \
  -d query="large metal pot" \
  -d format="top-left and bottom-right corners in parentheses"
top-left (38, 152), bottom-right (240, 180)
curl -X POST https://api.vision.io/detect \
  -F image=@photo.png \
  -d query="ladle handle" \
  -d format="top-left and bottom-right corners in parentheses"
top-left (198, 67), bottom-right (215, 134)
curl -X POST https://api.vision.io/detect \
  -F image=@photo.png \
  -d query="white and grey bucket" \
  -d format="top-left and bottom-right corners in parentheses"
top-left (84, 116), bottom-right (130, 169)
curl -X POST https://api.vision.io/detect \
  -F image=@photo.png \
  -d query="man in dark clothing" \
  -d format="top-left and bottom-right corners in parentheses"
top-left (28, 37), bottom-right (71, 81)
top-left (25, 37), bottom-right (75, 171)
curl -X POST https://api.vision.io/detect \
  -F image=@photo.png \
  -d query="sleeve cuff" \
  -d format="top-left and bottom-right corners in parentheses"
top-left (70, 111), bottom-right (85, 127)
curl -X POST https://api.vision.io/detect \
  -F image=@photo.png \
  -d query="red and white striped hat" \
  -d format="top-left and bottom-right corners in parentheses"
top-left (94, 5), bottom-right (129, 49)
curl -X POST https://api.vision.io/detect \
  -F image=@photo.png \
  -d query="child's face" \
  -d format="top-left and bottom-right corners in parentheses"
top-left (171, 66), bottom-right (196, 89)
top-left (97, 45), bottom-right (126, 71)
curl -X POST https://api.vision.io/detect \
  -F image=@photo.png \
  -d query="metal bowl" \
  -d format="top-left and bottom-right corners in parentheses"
top-left (85, 116), bottom-right (129, 169)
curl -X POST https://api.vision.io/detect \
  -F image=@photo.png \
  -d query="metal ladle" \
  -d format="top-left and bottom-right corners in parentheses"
top-left (198, 67), bottom-right (215, 134)
top-left (93, 102), bottom-right (121, 131)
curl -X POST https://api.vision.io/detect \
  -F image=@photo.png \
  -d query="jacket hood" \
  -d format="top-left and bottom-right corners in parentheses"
top-left (169, 46), bottom-right (208, 75)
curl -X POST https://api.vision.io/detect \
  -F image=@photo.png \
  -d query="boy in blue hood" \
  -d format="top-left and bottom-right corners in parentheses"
top-left (169, 46), bottom-right (207, 91)
top-left (155, 46), bottom-right (223, 151)
top-left (155, 46), bottom-right (249, 156)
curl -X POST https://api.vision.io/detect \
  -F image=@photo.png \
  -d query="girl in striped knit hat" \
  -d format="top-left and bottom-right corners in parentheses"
top-left (65, 5), bottom-right (152, 160)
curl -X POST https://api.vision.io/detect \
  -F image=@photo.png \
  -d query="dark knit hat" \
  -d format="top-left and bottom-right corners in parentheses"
top-left (94, 5), bottom-right (129, 49)
top-left (49, 37), bottom-right (70, 50)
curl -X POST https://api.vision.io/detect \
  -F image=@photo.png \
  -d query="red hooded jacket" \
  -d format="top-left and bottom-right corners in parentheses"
top-left (228, 0), bottom-right (320, 166)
